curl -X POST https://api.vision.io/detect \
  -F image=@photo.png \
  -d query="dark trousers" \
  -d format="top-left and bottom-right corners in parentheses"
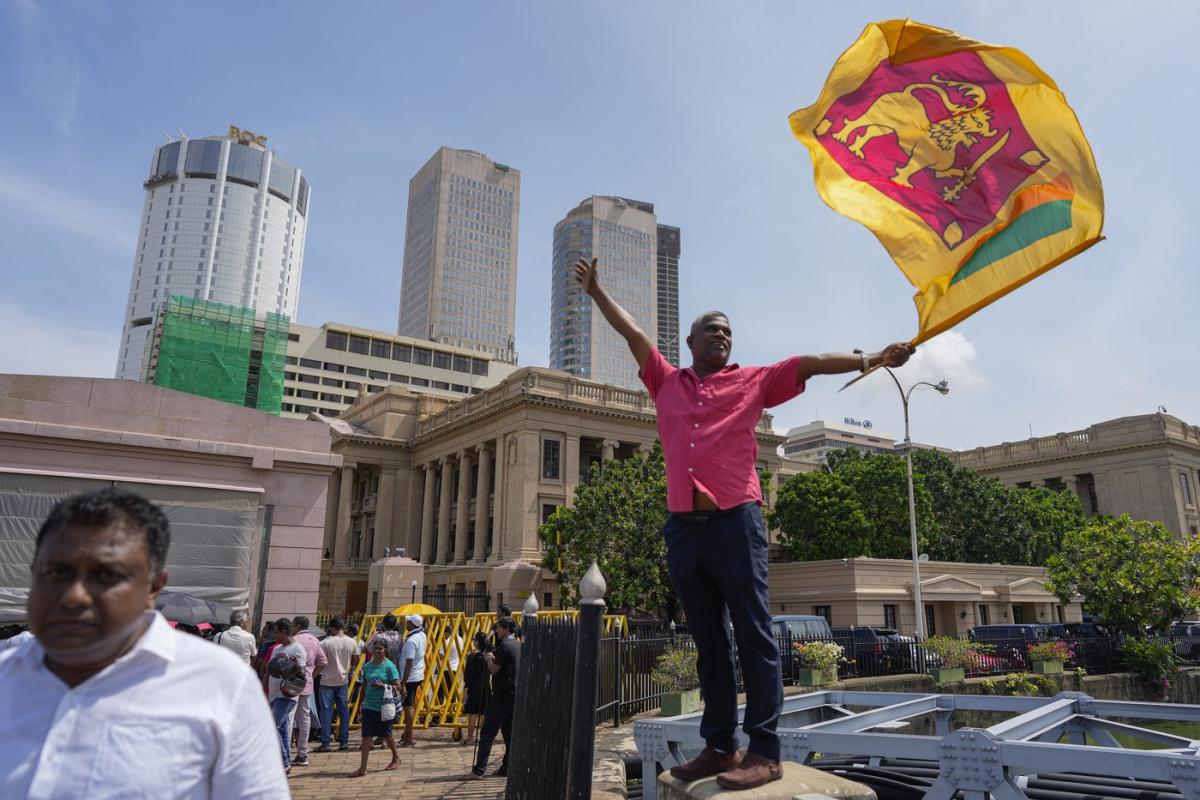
top-left (664, 503), bottom-right (781, 761)
top-left (472, 696), bottom-right (513, 776)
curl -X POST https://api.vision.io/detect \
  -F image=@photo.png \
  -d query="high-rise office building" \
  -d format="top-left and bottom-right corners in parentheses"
top-left (116, 126), bottom-right (310, 380)
top-left (551, 196), bottom-right (673, 390)
top-left (656, 224), bottom-right (681, 367)
top-left (396, 147), bottom-right (520, 360)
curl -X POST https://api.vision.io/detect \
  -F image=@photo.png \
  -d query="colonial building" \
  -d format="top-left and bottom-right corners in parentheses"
top-left (769, 558), bottom-right (1082, 638)
top-left (317, 367), bottom-right (787, 615)
top-left (956, 412), bottom-right (1200, 538)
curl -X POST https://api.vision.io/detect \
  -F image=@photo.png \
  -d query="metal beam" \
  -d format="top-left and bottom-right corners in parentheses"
top-left (803, 696), bottom-right (941, 733)
top-left (987, 697), bottom-right (1079, 741)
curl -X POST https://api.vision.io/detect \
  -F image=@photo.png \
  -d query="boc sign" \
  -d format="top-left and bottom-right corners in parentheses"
top-left (228, 125), bottom-right (267, 148)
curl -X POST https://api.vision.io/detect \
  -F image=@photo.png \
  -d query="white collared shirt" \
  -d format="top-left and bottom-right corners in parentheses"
top-left (0, 611), bottom-right (289, 800)
top-left (214, 624), bottom-right (256, 664)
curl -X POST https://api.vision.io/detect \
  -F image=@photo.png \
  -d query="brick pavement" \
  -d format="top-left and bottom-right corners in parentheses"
top-left (287, 727), bottom-right (507, 800)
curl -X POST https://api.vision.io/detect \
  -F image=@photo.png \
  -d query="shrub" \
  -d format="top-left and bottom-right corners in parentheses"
top-left (1027, 641), bottom-right (1071, 662)
top-left (980, 672), bottom-right (1057, 696)
top-left (924, 636), bottom-right (991, 669)
top-left (1120, 638), bottom-right (1181, 690)
top-left (651, 647), bottom-right (700, 692)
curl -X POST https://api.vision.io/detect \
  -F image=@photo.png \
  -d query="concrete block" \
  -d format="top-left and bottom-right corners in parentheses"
top-left (264, 566), bottom-right (320, 592)
top-left (89, 380), bottom-right (163, 416)
top-left (657, 763), bottom-right (876, 800)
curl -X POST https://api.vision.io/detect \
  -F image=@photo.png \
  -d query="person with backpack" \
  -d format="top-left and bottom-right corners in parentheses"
top-left (266, 618), bottom-right (307, 774)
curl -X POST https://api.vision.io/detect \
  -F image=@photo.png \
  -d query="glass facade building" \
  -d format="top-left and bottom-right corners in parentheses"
top-left (116, 132), bottom-right (310, 380)
top-left (396, 148), bottom-right (520, 361)
top-left (550, 196), bottom-right (672, 390)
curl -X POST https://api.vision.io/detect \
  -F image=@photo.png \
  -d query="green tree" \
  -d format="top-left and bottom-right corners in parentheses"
top-left (1046, 514), bottom-right (1200, 635)
top-left (771, 450), bottom-right (936, 560)
top-left (538, 444), bottom-right (675, 616)
top-left (773, 448), bottom-right (1085, 565)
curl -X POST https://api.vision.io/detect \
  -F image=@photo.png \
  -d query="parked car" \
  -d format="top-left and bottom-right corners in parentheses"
top-left (1170, 623), bottom-right (1200, 660)
top-left (968, 624), bottom-right (1057, 670)
top-left (772, 615), bottom-right (835, 682)
top-left (831, 627), bottom-right (915, 675)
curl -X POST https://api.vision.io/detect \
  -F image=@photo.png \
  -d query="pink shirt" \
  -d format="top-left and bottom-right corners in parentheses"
top-left (639, 347), bottom-right (804, 513)
top-left (294, 630), bottom-right (327, 696)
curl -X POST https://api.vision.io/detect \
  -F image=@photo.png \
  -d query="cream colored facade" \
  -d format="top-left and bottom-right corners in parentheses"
top-left (282, 322), bottom-right (520, 420)
top-left (769, 557), bottom-right (1082, 638)
top-left (956, 412), bottom-right (1200, 538)
top-left (316, 367), bottom-right (787, 615)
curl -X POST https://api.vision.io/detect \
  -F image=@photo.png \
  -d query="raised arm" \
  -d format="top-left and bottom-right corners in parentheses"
top-left (794, 342), bottom-right (915, 385)
top-left (573, 258), bottom-right (654, 370)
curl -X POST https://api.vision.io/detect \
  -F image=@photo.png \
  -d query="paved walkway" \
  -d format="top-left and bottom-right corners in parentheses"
top-left (287, 727), bottom-right (506, 800)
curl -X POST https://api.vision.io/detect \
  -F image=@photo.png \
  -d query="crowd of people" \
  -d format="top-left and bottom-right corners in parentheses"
top-left (0, 486), bottom-right (525, 797)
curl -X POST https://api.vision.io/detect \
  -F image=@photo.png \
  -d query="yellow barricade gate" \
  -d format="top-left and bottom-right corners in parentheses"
top-left (341, 609), bottom-right (628, 737)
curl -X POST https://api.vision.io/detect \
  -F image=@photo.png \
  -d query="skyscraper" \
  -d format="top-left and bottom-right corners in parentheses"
top-left (116, 126), bottom-right (310, 380)
top-left (396, 147), bottom-right (520, 360)
top-left (656, 224), bottom-right (681, 367)
top-left (551, 196), bottom-right (676, 390)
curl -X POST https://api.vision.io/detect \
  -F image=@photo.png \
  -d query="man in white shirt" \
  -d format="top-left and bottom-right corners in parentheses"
top-left (317, 617), bottom-right (359, 752)
top-left (398, 613), bottom-right (427, 747)
top-left (0, 486), bottom-right (289, 799)
top-left (216, 609), bottom-right (257, 664)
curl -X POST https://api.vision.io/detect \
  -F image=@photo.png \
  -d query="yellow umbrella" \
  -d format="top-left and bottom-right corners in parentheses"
top-left (389, 603), bottom-right (441, 617)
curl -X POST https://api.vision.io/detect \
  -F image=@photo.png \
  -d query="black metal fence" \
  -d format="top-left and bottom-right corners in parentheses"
top-left (422, 586), bottom-right (492, 616)
top-left (507, 616), bottom-right (577, 799)
top-left (591, 631), bottom-right (1200, 722)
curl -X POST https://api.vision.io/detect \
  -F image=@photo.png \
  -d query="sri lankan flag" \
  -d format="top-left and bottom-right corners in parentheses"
top-left (790, 20), bottom-right (1104, 344)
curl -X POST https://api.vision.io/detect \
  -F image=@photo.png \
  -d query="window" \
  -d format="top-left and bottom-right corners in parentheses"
top-left (471, 359), bottom-right (489, 376)
top-left (296, 389), bottom-right (318, 400)
top-left (297, 374), bottom-right (319, 384)
top-left (299, 358), bottom-right (321, 369)
top-left (410, 377), bottom-right (429, 387)
top-left (979, 605), bottom-right (990, 625)
top-left (392, 344), bottom-right (412, 363)
top-left (433, 351), bottom-right (450, 370)
top-left (452, 355), bottom-right (471, 373)
top-left (883, 604), bottom-right (897, 629)
top-left (542, 439), bottom-right (561, 480)
top-left (813, 606), bottom-right (831, 623)
top-left (541, 503), bottom-right (558, 524)
top-left (432, 380), bottom-right (450, 390)
top-left (925, 605), bottom-right (937, 635)
top-left (323, 362), bottom-right (344, 373)
top-left (1182, 471), bottom-right (1194, 506)
top-left (370, 340), bottom-right (391, 359)
top-left (389, 373), bottom-right (410, 383)
top-left (543, 592), bottom-right (553, 610)
top-left (348, 335), bottom-right (369, 355)
top-left (369, 370), bottom-right (388, 380)
top-left (346, 366), bottom-right (367, 377)
top-left (321, 377), bottom-right (342, 387)
top-left (325, 330), bottom-right (348, 351)
top-left (1012, 606), bottom-right (1025, 624)
top-left (344, 381), bottom-right (361, 390)
top-left (413, 348), bottom-right (432, 366)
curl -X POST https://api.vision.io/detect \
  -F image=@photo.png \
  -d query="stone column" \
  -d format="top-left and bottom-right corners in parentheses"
top-left (601, 438), bottom-right (619, 461)
top-left (373, 465), bottom-right (397, 560)
top-left (489, 436), bottom-right (506, 563)
top-left (472, 443), bottom-right (492, 563)
top-left (436, 455), bottom-right (454, 564)
top-left (453, 449), bottom-right (472, 565)
top-left (419, 463), bottom-right (436, 564)
top-left (565, 434), bottom-right (581, 507)
top-left (333, 463), bottom-right (355, 565)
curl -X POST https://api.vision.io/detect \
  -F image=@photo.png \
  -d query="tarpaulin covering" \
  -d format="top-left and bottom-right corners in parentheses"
top-left (0, 473), bottom-right (259, 623)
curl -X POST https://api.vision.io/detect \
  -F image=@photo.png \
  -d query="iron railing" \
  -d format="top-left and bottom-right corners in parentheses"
top-left (422, 586), bottom-right (492, 616)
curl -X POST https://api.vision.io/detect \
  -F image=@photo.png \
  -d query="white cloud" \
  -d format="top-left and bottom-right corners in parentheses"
top-left (0, 164), bottom-right (134, 253)
top-left (904, 330), bottom-right (986, 393)
top-left (0, 302), bottom-right (118, 377)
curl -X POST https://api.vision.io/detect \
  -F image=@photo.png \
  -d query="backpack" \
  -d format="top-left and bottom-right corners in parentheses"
top-left (267, 652), bottom-right (306, 697)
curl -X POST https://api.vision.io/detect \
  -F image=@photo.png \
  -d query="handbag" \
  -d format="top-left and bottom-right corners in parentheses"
top-left (380, 684), bottom-right (397, 721)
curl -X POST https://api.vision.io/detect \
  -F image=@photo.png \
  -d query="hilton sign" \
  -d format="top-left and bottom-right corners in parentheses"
top-left (228, 125), bottom-right (267, 148)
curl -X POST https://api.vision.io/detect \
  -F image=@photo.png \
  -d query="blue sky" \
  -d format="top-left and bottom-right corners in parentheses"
top-left (2, 1), bottom-right (1197, 449)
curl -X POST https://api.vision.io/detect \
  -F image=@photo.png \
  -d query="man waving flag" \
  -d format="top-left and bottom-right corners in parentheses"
top-left (790, 19), bottom-right (1104, 345)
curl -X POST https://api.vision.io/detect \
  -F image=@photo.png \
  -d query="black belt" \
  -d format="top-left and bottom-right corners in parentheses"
top-left (671, 501), bottom-right (756, 525)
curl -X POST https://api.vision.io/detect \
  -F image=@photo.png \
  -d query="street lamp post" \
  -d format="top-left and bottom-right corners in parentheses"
top-left (884, 368), bottom-right (949, 641)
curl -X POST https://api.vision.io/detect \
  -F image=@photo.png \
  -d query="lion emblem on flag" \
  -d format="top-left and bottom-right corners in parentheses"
top-left (816, 75), bottom-right (1011, 203)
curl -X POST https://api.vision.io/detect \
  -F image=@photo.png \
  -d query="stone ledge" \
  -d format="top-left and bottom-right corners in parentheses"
top-left (658, 763), bottom-right (876, 800)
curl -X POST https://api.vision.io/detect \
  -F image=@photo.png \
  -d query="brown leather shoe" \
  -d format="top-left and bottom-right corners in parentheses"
top-left (669, 747), bottom-right (741, 781)
top-left (716, 752), bottom-right (783, 790)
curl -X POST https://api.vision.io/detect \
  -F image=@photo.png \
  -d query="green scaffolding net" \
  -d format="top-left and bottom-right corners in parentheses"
top-left (152, 295), bottom-right (288, 415)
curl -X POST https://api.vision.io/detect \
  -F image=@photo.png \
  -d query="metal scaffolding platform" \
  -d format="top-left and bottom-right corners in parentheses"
top-left (633, 690), bottom-right (1200, 800)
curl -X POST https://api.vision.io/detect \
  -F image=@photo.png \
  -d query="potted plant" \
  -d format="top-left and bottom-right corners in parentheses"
top-left (1027, 640), bottom-right (1070, 674)
top-left (793, 640), bottom-right (844, 686)
top-left (924, 636), bottom-right (989, 684)
top-left (652, 647), bottom-right (701, 716)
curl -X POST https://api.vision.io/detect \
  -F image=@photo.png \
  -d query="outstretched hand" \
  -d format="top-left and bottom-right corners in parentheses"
top-left (880, 342), bottom-right (915, 368)
top-left (573, 257), bottom-right (599, 295)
